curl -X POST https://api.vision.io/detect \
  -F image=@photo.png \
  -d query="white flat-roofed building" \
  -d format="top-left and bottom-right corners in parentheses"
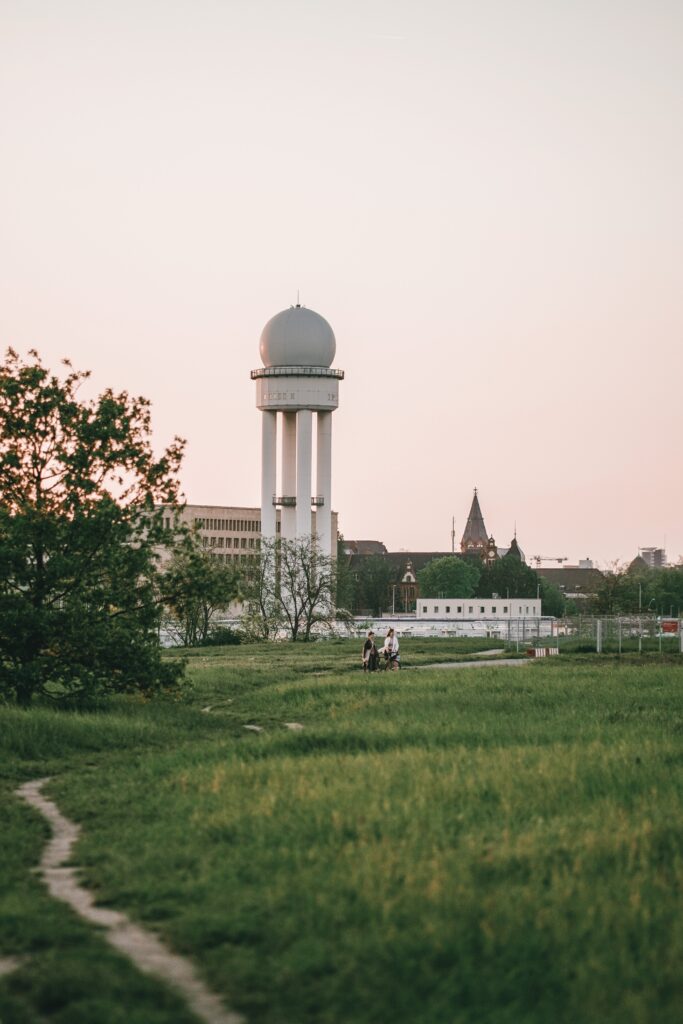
top-left (392, 597), bottom-right (554, 640)
top-left (417, 598), bottom-right (542, 619)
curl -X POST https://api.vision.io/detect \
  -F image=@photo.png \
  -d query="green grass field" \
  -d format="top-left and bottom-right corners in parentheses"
top-left (2, 639), bottom-right (682, 1023)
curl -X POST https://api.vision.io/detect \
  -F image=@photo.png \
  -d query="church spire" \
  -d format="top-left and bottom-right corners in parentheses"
top-left (460, 488), bottom-right (489, 554)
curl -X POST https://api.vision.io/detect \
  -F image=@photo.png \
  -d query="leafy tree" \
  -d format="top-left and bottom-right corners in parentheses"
top-left (239, 541), bottom-right (282, 640)
top-left (353, 555), bottom-right (397, 616)
top-left (241, 536), bottom-right (343, 641)
top-left (651, 567), bottom-right (683, 617)
top-left (332, 550), bottom-right (396, 616)
top-left (417, 556), bottom-right (480, 599)
top-left (592, 562), bottom-right (635, 615)
top-left (0, 348), bottom-right (185, 705)
top-left (476, 554), bottom-right (538, 600)
top-left (163, 542), bottom-right (240, 646)
top-left (335, 534), bottom-right (356, 611)
top-left (277, 536), bottom-right (338, 641)
top-left (539, 578), bottom-right (566, 617)
top-left (592, 562), bottom-right (683, 616)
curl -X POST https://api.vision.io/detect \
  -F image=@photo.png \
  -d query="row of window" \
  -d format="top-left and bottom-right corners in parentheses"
top-left (208, 552), bottom-right (257, 563)
top-left (426, 605), bottom-right (535, 615)
top-left (194, 517), bottom-right (261, 532)
top-left (202, 536), bottom-right (259, 550)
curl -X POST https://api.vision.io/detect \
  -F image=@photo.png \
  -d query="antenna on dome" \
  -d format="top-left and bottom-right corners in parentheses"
top-left (296, 289), bottom-right (301, 308)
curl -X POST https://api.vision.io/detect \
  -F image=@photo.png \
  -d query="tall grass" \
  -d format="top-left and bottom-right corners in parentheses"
top-left (2, 644), bottom-right (682, 1023)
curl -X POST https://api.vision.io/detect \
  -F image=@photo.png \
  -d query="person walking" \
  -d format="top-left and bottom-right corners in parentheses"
top-left (383, 627), bottom-right (400, 670)
top-left (362, 631), bottom-right (379, 672)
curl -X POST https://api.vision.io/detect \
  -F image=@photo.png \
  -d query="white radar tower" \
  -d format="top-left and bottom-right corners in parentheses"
top-left (252, 304), bottom-right (343, 557)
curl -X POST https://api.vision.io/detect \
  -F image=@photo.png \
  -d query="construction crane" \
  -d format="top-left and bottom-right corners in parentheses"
top-left (532, 556), bottom-right (568, 567)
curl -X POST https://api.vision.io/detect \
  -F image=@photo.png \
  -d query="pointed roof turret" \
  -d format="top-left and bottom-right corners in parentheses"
top-left (507, 535), bottom-right (522, 559)
top-left (460, 488), bottom-right (489, 553)
top-left (627, 555), bottom-right (649, 574)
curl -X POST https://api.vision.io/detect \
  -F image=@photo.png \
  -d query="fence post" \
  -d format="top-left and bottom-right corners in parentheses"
top-left (596, 619), bottom-right (602, 654)
top-left (618, 617), bottom-right (622, 656)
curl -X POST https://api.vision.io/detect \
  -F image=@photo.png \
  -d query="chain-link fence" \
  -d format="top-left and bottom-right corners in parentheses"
top-left (539, 616), bottom-right (682, 654)
top-left (352, 615), bottom-right (683, 653)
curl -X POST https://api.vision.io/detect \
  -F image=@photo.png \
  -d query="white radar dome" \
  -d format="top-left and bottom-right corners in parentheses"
top-left (259, 305), bottom-right (336, 368)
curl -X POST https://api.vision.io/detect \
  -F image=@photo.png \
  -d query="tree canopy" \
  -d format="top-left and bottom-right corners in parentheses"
top-left (417, 556), bottom-right (480, 598)
top-left (163, 539), bottom-right (241, 646)
top-left (354, 555), bottom-right (397, 615)
top-left (334, 551), bottom-right (398, 616)
top-left (241, 536), bottom-right (341, 640)
top-left (475, 553), bottom-right (539, 600)
top-left (0, 348), bottom-right (186, 705)
top-left (591, 562), bottom-right (683, 616)
top-left (538, 578), bottom-right (566, 617)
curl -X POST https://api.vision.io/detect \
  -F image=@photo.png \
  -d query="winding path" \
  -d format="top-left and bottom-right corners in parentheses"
top-left (16, 778), bottom-right (244, 1024)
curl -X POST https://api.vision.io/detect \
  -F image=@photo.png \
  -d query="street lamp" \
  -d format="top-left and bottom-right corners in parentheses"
top-left (645, 598), bottom-right (656, 653)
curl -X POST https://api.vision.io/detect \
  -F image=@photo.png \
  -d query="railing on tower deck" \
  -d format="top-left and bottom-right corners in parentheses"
top-left (271, 496), bottom-right (325, 507)
top-left (251, 366), bottom-right (344, 379)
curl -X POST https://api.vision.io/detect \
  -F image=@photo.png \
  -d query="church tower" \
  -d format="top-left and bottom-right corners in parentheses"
top-left (460, 488), bottom-right (490, 558)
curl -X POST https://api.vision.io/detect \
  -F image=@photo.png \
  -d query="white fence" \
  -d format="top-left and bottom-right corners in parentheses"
top-left (160, 613), bottom-right (683, 652)
top-left (350, 616), bottom-right (556, 642)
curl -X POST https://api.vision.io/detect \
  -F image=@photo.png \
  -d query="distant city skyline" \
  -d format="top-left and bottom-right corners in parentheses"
top-left (1, 1), bottom-right (681, 565)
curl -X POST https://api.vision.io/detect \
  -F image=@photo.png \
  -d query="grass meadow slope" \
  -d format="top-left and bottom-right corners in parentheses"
top-left (1, 639), bottom-right (682, 1023)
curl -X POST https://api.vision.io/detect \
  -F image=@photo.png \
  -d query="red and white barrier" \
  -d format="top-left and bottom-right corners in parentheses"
top-left (526, 647), bottom-right (559, 658)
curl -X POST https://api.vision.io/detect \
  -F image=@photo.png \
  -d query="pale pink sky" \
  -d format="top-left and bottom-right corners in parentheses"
top-left (1, 0), bottom-right (682, 565)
